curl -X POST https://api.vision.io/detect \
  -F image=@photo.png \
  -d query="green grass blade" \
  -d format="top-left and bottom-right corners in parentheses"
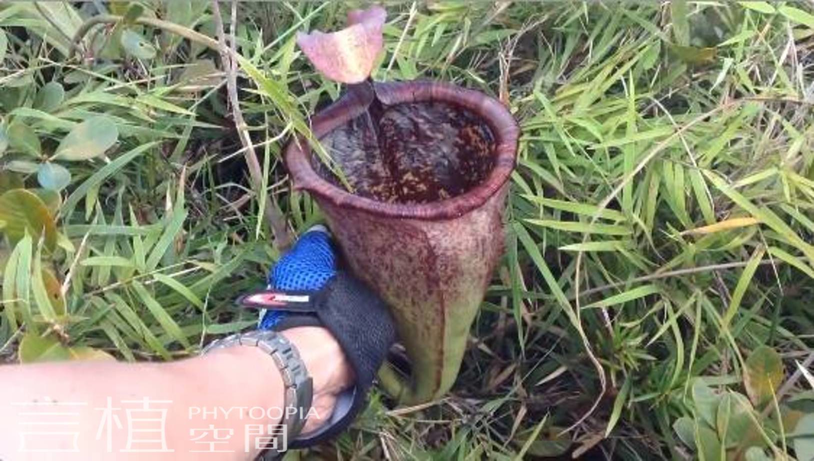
top-left (722, 246), bottom-right (765, 328)
top-left (585, 284), bottom-right (660, 309)
top-left (131, 281), bottom-right (191, 349)
top-left (145, 205), bottom-right (187, 271)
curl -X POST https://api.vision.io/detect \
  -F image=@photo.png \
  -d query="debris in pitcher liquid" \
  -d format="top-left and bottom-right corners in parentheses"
top-left (315, 101), bottom-right (496, 204)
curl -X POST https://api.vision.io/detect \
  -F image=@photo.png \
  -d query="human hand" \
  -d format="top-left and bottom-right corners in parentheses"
top-left (241, 225), bottom-right (396, 447)
top-left (278, 327), bottom-right (353, 434)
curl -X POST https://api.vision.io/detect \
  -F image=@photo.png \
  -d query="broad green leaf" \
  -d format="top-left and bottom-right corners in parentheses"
top-left (696, 424), bottom-right (723, 461)
top-left (693, 380), bottom-right (721, 427)
top-left (793, 413), bottom-right (814, 461)
top-left (0, 124), bottom-right (8, 156)
top-left (18, 333), bottom-right (115, 363)
top-left (2, 239), bottom-right (20, 331)
top-left (6, 160), bottom-right (39, 174)
top-left (669, 44), bottom-right (717, 64)
top-left (53, 116), bottom-right (119, 161)
top-left (640, 42), bottom-right (661, 70)
top-left (0, 28), bottom-right (7, 62)
top-left (40, 269), bottom-right (65, 317)
top-left (34, 82), bottom-right (65, 112)
top-left (31, 189), bottom-right (61, 217)
top-left (778, 6), bottom-right (814, 29)
top-left (64, 70), bottom-right (91, 84)
top-left (13, 2), bottom-right (82, 56)
top-left (177, 59), bottom-right (220, 89)
top-left (32, 249), bottom-right (57, 321)
top-left (744, 447), bottom-right (772, 461)
top-left (0, 171), bottom-right (24, 193)
top-left (120, 29), bottom-right (157, 59)
top-left (0, 189), bottom-right (57, 251)
top-left (739, 2), bottom-right (776, 14)
top-left (5, 107), bottom-right (66, 126)
top-left (37, 163), bottom-right (71, 191)
top-left (122, 3), bottom-right (145, 23)
top-left (164, 0), bottom-right (192, 27)
top-left (12, 235), bottom-right (34, 329)
top-left (671, 0), bottom-right (690, 46)
top-left (744, 346), bottom-right (784, 406)
top-left (4, 73), bottom-right (33, 88)
top-left (68, 346), bottom-right (115, 361)
top-left (719, 29), bottom-right (758, 47)
top-left (673, 416), bottom-right (696, 450)
top-left (8, 122), bottom-right (41, 157)
top-left (18, 333), bottom-right (71, 363)
top-left (716, 392), bottom-right (760, 448)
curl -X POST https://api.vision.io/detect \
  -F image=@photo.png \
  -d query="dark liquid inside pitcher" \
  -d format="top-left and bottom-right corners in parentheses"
top-left (314, 102), bottom-right (496, 204)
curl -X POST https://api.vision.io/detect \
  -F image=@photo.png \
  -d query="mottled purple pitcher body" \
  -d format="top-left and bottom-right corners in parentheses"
top-left (285, 81), bottom-right (519, 404)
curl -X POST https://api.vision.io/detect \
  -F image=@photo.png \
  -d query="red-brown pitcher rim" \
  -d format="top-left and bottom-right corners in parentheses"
top-left (284, 80), bottom-right (519, 220)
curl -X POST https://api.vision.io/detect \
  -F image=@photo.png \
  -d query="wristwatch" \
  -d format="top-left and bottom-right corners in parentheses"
top-left (201, 330), bottom-right (313, 457)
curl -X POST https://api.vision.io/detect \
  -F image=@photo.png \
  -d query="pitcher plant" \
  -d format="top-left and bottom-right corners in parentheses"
top-left (287, 6), bottom-right (519, 404)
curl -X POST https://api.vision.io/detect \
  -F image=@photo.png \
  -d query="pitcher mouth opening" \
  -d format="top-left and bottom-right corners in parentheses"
top-left (284, 81), bottom-right (519, 220)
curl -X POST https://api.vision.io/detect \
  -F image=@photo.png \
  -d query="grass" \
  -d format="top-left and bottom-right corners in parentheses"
top-left (1, 1), bottom-right (814, 459)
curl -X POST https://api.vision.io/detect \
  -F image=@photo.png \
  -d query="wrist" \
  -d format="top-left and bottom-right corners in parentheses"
top-left (278, 327), bottom-right (355, 435)
top-left (208, 327), bottom-right (354, 436)
top-left (280, 327), bottom-right (354, 394)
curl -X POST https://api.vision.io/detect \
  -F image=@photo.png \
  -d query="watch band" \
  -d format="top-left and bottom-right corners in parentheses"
top-left (201, 330), bottom-right (314, 457)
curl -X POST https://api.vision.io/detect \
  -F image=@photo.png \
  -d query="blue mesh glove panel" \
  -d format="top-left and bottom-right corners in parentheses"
top-left (260, 227), bottom-right (336, 330)
top-left (269, 229), bottom-right (337, 291)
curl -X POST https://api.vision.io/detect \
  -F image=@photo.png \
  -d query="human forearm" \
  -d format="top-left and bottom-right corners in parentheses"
top-left (0, 327), bottom-right (350, 461)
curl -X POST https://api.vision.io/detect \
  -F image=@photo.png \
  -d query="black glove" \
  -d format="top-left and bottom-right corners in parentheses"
top-left (238, 226), bottom-right (396, 447)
